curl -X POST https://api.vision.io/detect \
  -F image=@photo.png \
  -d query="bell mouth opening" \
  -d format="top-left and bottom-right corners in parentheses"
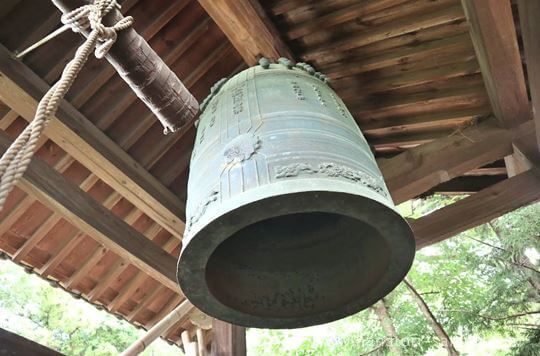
top-left (205, 212), bottom-right (390, 320)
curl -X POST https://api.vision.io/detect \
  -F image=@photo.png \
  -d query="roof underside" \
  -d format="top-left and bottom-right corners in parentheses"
top-left (0, 0), bottom-right (530, 347)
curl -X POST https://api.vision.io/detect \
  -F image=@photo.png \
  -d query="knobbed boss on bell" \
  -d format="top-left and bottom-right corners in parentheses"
top-left (177, 58), bottom-right (415, 329)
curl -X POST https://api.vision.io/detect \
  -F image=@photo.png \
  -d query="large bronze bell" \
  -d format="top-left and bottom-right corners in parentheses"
top-left (177, 58), bottom-right (415, 329)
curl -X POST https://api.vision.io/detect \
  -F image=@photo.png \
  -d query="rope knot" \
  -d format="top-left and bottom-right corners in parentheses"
top-left (61, 0), bottom-right (133, 58)
top-left (0, 0), bottom-right (133, 211)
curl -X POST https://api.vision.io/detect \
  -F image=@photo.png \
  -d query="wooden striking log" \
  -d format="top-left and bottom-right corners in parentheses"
top-left (52, 0), bottom-right (198, 134)
top-left (411, 170), bottom-right (540, 249)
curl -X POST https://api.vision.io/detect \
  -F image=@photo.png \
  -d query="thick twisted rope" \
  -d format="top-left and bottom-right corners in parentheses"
top-left (0, 0), bottom-right (133, 210)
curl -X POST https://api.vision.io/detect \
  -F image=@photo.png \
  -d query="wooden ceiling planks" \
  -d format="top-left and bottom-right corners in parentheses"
top-left (0, 131), bottom-right (180, 293)
top-left (261, 0), bottom-right (492, 161)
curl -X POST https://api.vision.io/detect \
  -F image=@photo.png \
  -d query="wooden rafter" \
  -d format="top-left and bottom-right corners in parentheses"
top-left (0, 131), bottom-right (180, 293)
top-left (411, 170), bottom-right (540, 249)
top-left (197, 0), bottom-right (293, 65)
top-left (517, 0), bottom-right (540, 152)
top-left (461, 0), bottom-right (531, 176)
top-left (378, 119), bottom-right (535, 204)
top-left (302, 4), bottom-right (464, 63)
top-left (0, 45), bottom-right (186, 240)
top-left (461, 0), bottom-right (529, 128)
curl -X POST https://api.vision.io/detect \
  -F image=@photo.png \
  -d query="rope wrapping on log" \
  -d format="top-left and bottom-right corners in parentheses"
top-left (0, 0), bottom-right (132, 211)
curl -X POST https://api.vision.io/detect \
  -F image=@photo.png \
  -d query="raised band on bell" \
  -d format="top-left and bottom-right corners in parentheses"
top-left (177, 58), bottom-right (415, 329)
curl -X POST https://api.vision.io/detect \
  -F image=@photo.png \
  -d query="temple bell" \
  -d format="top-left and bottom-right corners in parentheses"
top-left (177, 58), bottom-right (415, 329)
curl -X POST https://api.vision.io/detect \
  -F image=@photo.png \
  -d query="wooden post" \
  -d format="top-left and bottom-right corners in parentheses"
top-left (52, 0), bottom-right (199, 134)
top-left (196, 328), bottom-right (207, 356)
top-left (211, 320), bottom-right (246, 356)
top-left (181, 330), bottom-right (199, 356)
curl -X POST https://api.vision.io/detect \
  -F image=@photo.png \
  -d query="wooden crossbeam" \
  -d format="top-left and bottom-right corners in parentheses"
top-left (517, 0), bottom-right (540, 152)
top-left (0, 44), bottom-right (186, 240)
top-left (378, 119), bottom-right (535, 204)
top-left (0, 131), bottom-right (180, 293)
top-left (197, 0), bottom-right (293, 65)
top-left (411, 170), bottom-right (540, 249)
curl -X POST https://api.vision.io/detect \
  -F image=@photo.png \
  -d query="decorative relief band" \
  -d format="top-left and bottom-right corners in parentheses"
top-left (275, 162), bottom-right (387, 197)
top-left (186, 189), bottom-right (219, 233)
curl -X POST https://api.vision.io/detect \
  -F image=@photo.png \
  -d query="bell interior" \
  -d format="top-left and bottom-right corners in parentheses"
top-left (205, 212), bottom-right (390, 319)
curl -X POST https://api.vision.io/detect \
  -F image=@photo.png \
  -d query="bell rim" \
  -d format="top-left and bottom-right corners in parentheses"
top-left (177, 183), bottom-right (415, 329)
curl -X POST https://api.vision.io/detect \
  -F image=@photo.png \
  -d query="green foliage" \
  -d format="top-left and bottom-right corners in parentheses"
top-left (0, 260), bottom-right (180, 356)
top-left (509, 329), bottom-right (540, 356)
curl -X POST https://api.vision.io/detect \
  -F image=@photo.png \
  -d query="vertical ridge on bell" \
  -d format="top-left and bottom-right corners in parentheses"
top-left (178, 58), bottom-right (415, 329)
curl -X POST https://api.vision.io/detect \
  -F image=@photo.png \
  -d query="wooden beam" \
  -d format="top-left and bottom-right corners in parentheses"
top-left (197, 0), bottom-right (293, 65)
top-left (423, 175), bottom-right (506, 196)
top-left (0, 327), bottom-right (62, 356)
top-left (0, 44), bottom-right (186, 239)
top-left (411, 170), bottom-right (540, 249)
top-left (462, 0), bottom-right (531, 175)
top-left (378, 119), bottom-right (535, 204)
top-left (0, 131), bottom-right (180, 293)
top-left (211, 320), bottom-right (246, 356)
top-left (461, 0), bottom-right (529, 128)
top-left (517, 0), bottom-right (540, 152)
